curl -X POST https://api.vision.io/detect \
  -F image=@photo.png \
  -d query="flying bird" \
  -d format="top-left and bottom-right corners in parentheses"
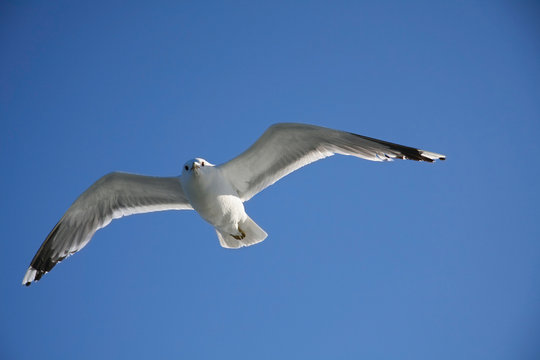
top-left (22, 123), bottom-right (445, 286)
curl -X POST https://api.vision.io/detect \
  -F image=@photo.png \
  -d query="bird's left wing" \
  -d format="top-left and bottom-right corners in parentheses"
top-left (23, 172), bottom-right (192, 286)
top-left (218, 123), bottom-right (445, 201)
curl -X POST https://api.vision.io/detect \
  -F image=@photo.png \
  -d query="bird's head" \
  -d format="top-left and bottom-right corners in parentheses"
top-left (182, 158), bottom-right (213, 176)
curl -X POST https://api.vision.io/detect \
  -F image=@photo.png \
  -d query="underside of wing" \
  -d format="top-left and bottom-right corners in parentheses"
top-left (218, 123), bottom-right (445, 201)
top-left (23, 172), bottom-right (192, 286)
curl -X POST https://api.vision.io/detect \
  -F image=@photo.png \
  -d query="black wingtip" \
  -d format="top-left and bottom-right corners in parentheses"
top-left (350, 132), bottom-right (440, 162)
top-left (24, 220), bottom-right (67, 286)
top-left (34, 270), bottom-right (45, 281)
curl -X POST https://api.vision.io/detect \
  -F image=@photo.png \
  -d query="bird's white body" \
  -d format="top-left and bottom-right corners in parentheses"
top-left (180, 158), bottom-right (247, 240)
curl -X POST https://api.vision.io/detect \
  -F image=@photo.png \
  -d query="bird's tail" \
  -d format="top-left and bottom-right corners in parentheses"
top-left (216, 216), bottom-right (268, 249)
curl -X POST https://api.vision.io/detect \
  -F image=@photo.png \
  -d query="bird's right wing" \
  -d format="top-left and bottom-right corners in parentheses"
top-left (23, 172), bottom-right (192, 286)
top-left (219, 123), bottom-right (445, 202)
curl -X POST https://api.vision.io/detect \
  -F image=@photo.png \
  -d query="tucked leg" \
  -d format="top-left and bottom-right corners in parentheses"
top-left (231, 226), bottom-right (246, 240)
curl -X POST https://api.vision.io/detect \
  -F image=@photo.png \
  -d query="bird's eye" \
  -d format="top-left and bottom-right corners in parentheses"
top-left (201, 161), bottom-right (205, 166)
top-left (184, 165), bottom-right (189, 171)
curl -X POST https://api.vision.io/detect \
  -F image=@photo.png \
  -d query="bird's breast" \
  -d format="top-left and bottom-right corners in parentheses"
top-left (181, 167), bottom-right (245, 226)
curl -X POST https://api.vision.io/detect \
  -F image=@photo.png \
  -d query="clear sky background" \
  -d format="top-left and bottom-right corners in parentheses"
top-left (1, 1), bottom-right (539, 359)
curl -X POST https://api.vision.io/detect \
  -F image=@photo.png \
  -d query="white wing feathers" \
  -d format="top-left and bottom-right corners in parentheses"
top-left (22, 172), bottom-right (191, 285)
top-left (219, 123), bottom-right (445, 201)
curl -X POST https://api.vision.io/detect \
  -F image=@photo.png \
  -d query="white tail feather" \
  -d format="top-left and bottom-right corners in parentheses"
top-left (216, 216), bottom-right (267, 249)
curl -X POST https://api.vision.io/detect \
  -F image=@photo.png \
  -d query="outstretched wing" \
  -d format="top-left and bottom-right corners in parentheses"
top-left (219, 123), bottom-right (445, 201)
top-left (23, 172), bottom-right (192, 286)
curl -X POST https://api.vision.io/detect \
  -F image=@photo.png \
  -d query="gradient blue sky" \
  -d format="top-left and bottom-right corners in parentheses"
top-left (2, 1), bottom-right (539, 359)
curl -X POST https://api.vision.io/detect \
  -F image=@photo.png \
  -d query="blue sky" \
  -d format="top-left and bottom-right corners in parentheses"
top-left (1, 1), bottom-right (539, 359)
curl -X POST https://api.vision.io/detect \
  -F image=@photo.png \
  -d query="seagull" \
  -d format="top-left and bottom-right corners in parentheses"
top-left (22, 123), bottom-right (445, 286)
